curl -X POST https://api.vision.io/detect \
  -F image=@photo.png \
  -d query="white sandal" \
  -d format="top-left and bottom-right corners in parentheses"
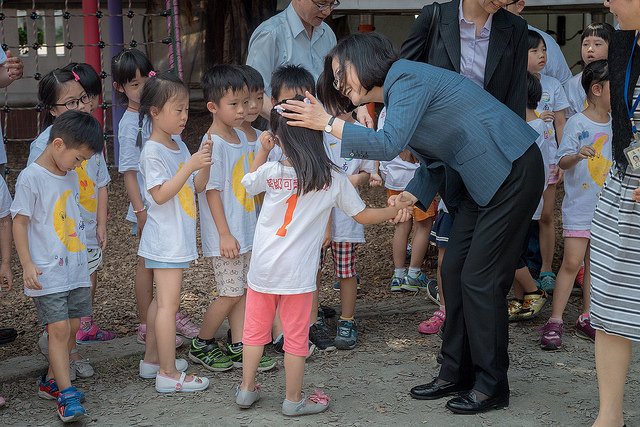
top-left (139, 359), bottom-right (188, 379)
top-left (155, 372), bottom-right (209, 393)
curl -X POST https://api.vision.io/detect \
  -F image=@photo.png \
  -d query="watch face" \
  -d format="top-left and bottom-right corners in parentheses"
top-left (325, 125), bottom-right (332, 133)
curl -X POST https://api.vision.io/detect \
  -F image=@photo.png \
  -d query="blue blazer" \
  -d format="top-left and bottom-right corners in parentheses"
top-left (341, 59), bottom-right (539, 208)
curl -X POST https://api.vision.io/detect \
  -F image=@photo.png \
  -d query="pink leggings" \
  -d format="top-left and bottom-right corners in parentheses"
top-left (243, 288), bottom-right (313, 357)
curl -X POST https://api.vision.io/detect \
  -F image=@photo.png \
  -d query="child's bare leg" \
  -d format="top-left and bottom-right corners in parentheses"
top-left (539, 184), bottom-right (556, 274)
top-left (392, 220), bottom-right (412, 269)
top-left (309, 276), bottom-right (320, 325)
top-left (339, 277), bottom-right (357, 319)
top-left (150, 268), bottom-right (181, 378)
top-left (68, 318), bottom-right (81, 361)
top-left (593, 330), bottom-right (630, 427)
top-left (89, 271), bottom-right (97, 305)
top-left (284, 353), bottom-right (310, 403)
top-left (48, 320), bottom-right (72, 389)
top-left (240, 344), bottom-right (263, 391)
top-left (135, 257), bottom-right (154, 324)
top-left (199, 295), bottom-right (242, 340)
top-left (551, 238), bottom-right (589, 320)
top-left (228, 292), bottom-right (246, 343)
top-left (514, 267), bottom-right (538, 295)
top-left (409, 218), bottom-right (433, 268)
top-left (144, 299), bottom-right (158, 363)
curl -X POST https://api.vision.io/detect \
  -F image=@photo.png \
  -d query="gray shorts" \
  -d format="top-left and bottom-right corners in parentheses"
top-left (32, 287), bottom-right (92, 326)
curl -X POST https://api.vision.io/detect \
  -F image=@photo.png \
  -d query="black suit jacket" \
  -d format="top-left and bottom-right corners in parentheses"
top-left (401, 0), bottom-right (528, 119)
top-left (609, 30), bottom-right (640, 172)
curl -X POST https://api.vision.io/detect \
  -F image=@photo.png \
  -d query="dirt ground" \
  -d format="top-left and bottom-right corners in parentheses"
top-left (0, 110), bottom-right (638, 425)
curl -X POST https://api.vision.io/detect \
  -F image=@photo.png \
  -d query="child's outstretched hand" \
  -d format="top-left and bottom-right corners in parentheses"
top-left (22, 262), bottom-right (42, 290)
top-left (369, 173), bottom-right (383, 187)
top-left (539, 110), bottom-right (555, 122)
top-left (388, 191), bottom-right (417, 224)
top-left (259, 131), bottom-right (276, 151)
top-left (578, 145), bottom-right (596, 160)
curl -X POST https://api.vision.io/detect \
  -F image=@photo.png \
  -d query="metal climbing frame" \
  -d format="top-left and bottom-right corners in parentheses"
top-left (0, 0), bottom-right (182, 172)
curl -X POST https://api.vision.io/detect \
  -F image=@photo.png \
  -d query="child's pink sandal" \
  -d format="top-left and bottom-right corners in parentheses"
top-left (418, 310), bottom-right (445, 335)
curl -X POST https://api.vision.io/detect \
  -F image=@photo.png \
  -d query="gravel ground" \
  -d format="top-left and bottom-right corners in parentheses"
top-left (1, 110), bottom-right (638, 425)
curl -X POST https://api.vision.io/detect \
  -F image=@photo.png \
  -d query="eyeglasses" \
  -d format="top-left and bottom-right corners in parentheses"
top-left (502, 0), bottom-right (519, 8)
top-left (332, 73), bottom-right (342, 91)
top-left (52, 94), bottom-right (91, 110)
top-left (311, 0), bottom-right (340, 12)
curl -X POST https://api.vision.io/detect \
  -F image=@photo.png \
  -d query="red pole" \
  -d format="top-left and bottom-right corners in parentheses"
top-left (82, 0), bottom-right (102, 125)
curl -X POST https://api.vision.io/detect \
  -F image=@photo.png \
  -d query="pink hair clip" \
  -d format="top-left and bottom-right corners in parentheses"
top-left (72, 71), bottom-right (80, 82)
top-left (148, 70), bottom-right (156, 77)
top-left (274, 105), bottom-right (285, 115)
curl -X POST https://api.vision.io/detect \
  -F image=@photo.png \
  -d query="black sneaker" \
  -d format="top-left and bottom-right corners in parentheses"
top-left (273, 334), bottom-right (284, 354)
top-left (320, 305), bottom-right (336, 318)
top-left (426, 279), bottom-right (439, 305)
top-left (315, 310), bottom-right (329, 333)
top-left (309, 323), bottom-right (336, 351)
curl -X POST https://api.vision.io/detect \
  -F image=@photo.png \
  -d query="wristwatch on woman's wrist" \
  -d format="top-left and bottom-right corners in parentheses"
top-left (324, 116), bottom-right (336, 133)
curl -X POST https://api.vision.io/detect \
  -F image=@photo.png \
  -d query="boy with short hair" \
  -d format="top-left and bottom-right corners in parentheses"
top-left (190, 64), bottom-right (275, 372)
top-left (237, 65), bottom-right (265, 148)
top-left (11, 110), bottom-right (104, 423)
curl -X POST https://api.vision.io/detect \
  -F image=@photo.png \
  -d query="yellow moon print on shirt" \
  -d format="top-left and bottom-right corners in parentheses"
top-left (587, 132), bottom-right (612, 187)
top-left (177, 162), bottom-right (196, 219)
top-left (75, 160), bottom-right (97, 213)
top-left (53, 190), bottom-right (85, 252)
top-left (232, 154), bottom-right (255, 212)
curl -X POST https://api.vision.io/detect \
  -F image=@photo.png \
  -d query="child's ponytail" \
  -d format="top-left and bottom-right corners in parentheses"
top-left (581, 59), bottom-right (609, 102)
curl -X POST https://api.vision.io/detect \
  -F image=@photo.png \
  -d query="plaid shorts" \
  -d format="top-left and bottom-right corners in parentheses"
top-left (330, 242), bottom-right (359, 278)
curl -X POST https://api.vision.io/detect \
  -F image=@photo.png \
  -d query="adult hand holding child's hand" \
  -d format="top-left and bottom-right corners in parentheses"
top-left (388, 191), bottom-right (417, 224)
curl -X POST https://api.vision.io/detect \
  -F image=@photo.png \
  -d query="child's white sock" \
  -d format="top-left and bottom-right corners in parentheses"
top-left (408, 267), bottom-right (421, 277)
top-left (394, 267), bottom-right (406, 277)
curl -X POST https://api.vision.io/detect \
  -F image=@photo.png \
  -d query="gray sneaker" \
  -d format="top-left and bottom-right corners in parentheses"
top-left (282, 397), bottom-right (329, 416)
top-left (70, 357), bottom-right (94, 378)
top-left (334, 319), bottom-right (357, 350)
top-left (236, 385), bottom-right (261, 408)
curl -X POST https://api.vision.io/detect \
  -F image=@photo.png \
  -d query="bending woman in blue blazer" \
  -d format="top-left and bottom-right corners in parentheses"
top-left (285, 32), bottom-right (544, 415)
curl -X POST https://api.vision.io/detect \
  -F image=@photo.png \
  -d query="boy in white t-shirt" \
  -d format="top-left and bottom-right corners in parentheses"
top-left (324, 110), bottom-right (375, 350)
top-left (11, 111), bottom-right (104, 423)
top-left (191, 65), bottom-right (275, 372)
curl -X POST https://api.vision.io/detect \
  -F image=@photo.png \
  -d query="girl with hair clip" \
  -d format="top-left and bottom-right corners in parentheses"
top-left (136, 71), bottom-right (213, 392)
top-left (111, 48), bottom-right (200, 347)
top-left (27, 68), bottom-right (92, 165)
top-left (235, 96), bottom-right (412, 416)
top-left (539, 60), bottom-right (611, 351)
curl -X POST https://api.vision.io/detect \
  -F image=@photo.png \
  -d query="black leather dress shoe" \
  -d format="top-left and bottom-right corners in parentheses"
top-left (410, 379), bottom-right (469, 400)
top-left (445, 390), bottom-right (509, 414)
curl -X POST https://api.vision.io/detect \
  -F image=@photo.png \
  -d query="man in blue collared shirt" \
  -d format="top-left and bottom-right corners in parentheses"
top-left (246, 0), bottom-right (338, 119)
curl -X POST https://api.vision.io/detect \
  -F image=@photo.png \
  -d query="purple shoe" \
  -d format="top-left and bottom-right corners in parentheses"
top-left (575, 316), bottom-right (596, 342)
top-left (539, 320), bottom-right (563, 351)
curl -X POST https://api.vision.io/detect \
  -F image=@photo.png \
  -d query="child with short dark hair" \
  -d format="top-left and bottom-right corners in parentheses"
top-left (237, 65), bottom-right (265, 148)
top-left (12, 110), bottom-right (104, 423)
top-left (191, 65), bottom-right (275, 372)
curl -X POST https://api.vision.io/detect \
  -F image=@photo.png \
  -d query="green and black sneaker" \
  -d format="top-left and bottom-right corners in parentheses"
top-left (225, 343), bottom-right (276, 372)
top-left (189, 338), bottom-right (233, 372)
